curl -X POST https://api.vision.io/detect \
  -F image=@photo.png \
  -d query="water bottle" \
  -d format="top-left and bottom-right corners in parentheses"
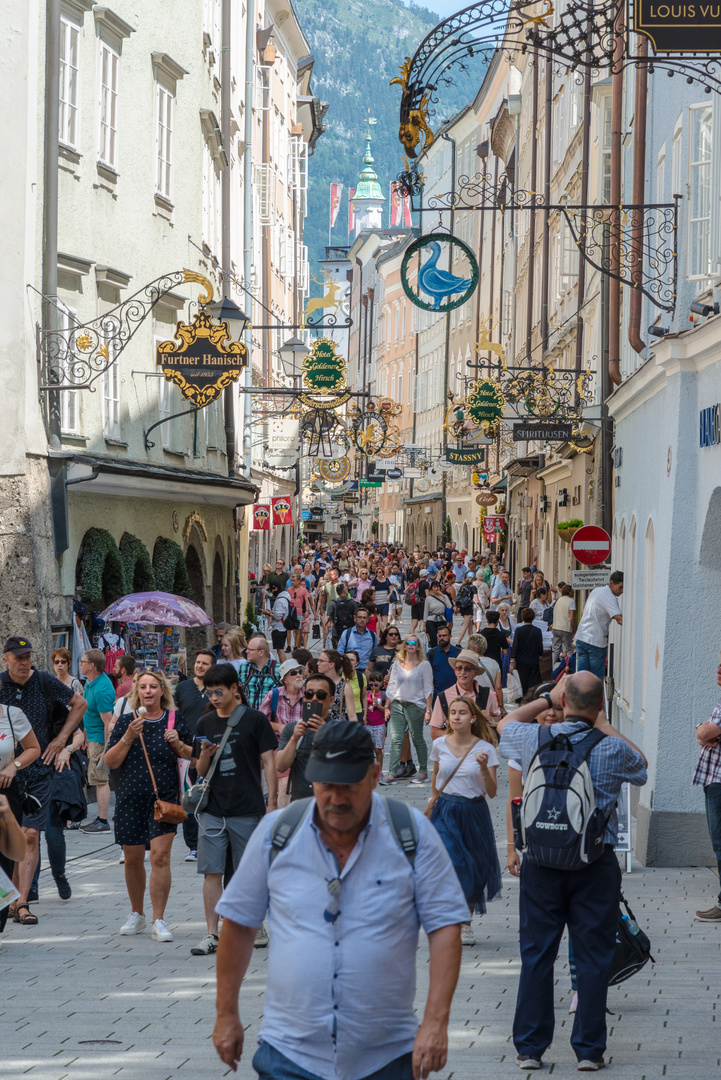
top-left (621, 913), bottom-right (640, 936)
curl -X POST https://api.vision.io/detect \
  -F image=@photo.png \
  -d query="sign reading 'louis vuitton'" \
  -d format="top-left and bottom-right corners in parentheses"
top-left (634, 0), bottom-right (721, 52)
top-left (156, 311), bottom-right (249, 408)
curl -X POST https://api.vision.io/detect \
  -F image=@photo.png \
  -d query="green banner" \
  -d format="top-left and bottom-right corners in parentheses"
top-left (359, 479), bottom-right (383, 488)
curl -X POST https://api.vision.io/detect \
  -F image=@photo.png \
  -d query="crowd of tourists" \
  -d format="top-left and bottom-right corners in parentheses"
top-left (3, 536), bottom-right (721, 1078)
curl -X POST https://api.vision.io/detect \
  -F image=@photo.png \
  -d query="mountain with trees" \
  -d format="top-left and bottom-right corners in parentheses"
top-left (295, 0), bottom-right (487, 284)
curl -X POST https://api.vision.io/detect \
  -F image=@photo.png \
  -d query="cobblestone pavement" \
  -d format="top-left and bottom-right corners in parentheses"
top-left (3, 618), bottom-right (720, 1079)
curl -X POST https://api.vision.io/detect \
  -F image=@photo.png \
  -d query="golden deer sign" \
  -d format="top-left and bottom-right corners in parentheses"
top-left (475, 320), bottom-right (506, 366)
top-left (303, 270), bottom-right (346, 326)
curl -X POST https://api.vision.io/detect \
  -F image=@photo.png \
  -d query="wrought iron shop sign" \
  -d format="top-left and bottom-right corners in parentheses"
top-left (445, 447), bottom-right (486, 464)
top-left (300, 338), bottom-right (351, 409)
top-left (513, 422), bottom-right (574, 442)
top-left (401, 234), bottom-right (479, 312)
top-left (634, 0), bottom-right (721, 51)
top-left (156, 310), bottom-right (249, 407)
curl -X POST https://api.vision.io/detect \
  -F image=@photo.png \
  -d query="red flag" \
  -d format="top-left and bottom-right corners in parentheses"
top-left (272, 496), bottom-right (293, 526)
top-left (348, 187), bottom-right (356, 235)
top-left (330, 183), bottom-right (342, 230)
top-left (402, 188), bottom-right (412, 227)
top-left (390, 182), bottom-right (401, 227)
top-left (253, 504), bottom-right (271, 531)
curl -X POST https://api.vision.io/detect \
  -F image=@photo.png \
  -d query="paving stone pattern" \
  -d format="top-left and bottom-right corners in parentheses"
top-left (3, 617), bottom-right (720, 1078)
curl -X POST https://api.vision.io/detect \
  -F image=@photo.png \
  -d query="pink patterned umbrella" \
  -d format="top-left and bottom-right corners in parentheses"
top-left (98, 591), bottom-right (213, 627)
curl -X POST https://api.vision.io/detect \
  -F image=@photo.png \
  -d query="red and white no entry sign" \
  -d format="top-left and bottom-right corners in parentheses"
top-left (570, 525), bottom-right (612, 566)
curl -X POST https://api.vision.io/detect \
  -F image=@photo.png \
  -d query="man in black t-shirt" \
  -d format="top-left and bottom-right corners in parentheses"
top-left (0, 637), bottom-right (86, 923)
top-left (190, 664), bottom-right (277, 956)
top-left (275, 673), bottom-right (333, 801)
top-left (174, 649), bottom-right (215, 860)
top-left (481, 611), bottom-right (510, 667)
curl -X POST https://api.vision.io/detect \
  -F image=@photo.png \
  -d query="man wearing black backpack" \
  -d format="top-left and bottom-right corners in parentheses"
top-left (497, 673), bottom-right (647, 1072)
top-left (326, 583), bottom-right (357, 649)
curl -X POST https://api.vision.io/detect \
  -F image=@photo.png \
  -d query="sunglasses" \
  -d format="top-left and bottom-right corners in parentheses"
top-left (206, 687), bottom-right (229, 698)
top-left (286, 669), bottom-right (303, 677)
top-left (325, 877), bottom-right (342, 923)
top-left (406, 640), bottom-right (419, 646)
top-left (139, 667), bottom-right (162, 675)
top-left (304, 689), bottom-right (329, 701)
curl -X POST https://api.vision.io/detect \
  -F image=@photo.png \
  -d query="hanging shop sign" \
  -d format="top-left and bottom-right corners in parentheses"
top-left (359, 479), bottom-right (383, 488)
top-left (401, 233), bottom-right (479, 313)
top-left (633, 0), bottom-right (721, 53)
top-left (476, 491), bottom-right (498, 507)
top-left (513, 422), bottom-right (574, 442)
top-left (271, 496), bottom-right (293, 526)
top-left (415, 477), bottom-right (431, 492)
top-left (445, 447), bottom-right (486, 464)
top-left (266, 417), bottom-right (300, 469)
top-left (386, 468), bottom-right (403, 479)
top-left (699, 403), bottom-right (721, 447)
top-left (318, 457), bottom-right (352, 482)
top-left (351, 409), bottom-right (388, 455)
top-left (466, 379), bottom-right (505, 426)
top-left (156, 310), bottom-right (249, 407)
top-left (484, 514), bottom-right (505, 531)
top-left (252, 504), bottom-right (271, 531)
top-left (299, 338), bottom-right (351, 409)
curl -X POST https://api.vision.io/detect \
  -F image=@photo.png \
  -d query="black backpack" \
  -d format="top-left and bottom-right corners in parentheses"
top-left (438, 685), bottom-right (490, 718)
top-left (457, 583), bottom-right (475, 607)
top-left (277, 594), bottom-right (299, 631)
top-left (333, 598), bottom-right (357, 633)
top-left (609, 894), bottom-right (655, 985)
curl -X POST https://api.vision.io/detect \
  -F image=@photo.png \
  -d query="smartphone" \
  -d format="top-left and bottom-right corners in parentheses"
top-left (302, 700), bottom-right (322, 725)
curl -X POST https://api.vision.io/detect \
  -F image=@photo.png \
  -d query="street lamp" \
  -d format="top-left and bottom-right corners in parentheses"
top-left (208, 296), bottom-right (251, 340)
top-left (277, 335), bottom-right (310, 380)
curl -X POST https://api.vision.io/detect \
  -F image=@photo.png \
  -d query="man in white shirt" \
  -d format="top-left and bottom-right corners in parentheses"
top-left (574, 572), bottom-right (624, 678)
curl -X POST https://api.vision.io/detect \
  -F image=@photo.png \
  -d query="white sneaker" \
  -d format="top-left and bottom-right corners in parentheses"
top-left (254, 925), bottom-right (269, 947)
top-left (152, 918), bottom-right (173, 942)
top-left (569, 991), bottom-right (578, 1014)
top-left (118, 852), bottom-right (125, 864)
top-left (461, 923), bottom-right (476, 946)
top-left (119, 911), bottom-right (146, 936)
top-left (184, 850), bottom-right (197, 862)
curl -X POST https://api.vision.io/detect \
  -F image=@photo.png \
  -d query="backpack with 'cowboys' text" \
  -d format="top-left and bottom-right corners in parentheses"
top-left (515, 726), bottom-right (609, 870)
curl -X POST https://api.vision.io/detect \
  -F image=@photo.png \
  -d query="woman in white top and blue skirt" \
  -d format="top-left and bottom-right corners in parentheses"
top-left (428, 695), bottom-right (502, 945)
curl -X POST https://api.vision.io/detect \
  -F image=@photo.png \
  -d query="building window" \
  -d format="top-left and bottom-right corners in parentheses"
top-left (98, 42), bottom-right (119, 168)
top-left (672, 116), bottom-right (682, 196)
top-left (689, 104), bottom-right (713, 280)
top-left (156, 85), bottom-right (173, 200)
top-left (58, 304), bottom-right (79, 435)
top-left (101, 357), bottom-right (121, 439)
top-left (656, 143), bottom-right (666, 205)
top-left (159, 376), bottom-right (182, 451)
top-left (601, 95), bottom-right (612, 204)
top-left (59, 18), bottom-right (80, 147)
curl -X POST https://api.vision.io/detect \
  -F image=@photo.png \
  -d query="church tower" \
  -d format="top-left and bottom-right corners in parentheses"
top-left (351, 130), bottom-right (385, 236)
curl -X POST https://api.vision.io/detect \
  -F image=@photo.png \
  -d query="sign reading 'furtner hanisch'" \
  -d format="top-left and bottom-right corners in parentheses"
top-left (634, 0), bottom-right (721, 51)
top-left (157, 310), bottom-right (248, 408)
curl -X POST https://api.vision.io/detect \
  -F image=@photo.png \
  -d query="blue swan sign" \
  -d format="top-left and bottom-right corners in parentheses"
top-left (401, 233), bottom-right (479, 313)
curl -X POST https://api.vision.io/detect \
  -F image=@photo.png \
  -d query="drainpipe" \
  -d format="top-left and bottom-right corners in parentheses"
top-left (608, 1), bottom-right (625, 386)
top-left (628, 35), bottom-right (649, 359)
top-left (44, 0), bottom-right (61, 449)
top-left (355, 257), bottom-right (364, 378)
top-left (540, 55), bottom-right (552, 354)
top-left (525, 61), bottom-right (539, 358)
top-left (440, 131), bottom-right (456, 542)
top-left (221, 0), bottom-right (236, 476)
top-left (574, 43), bottom-right (592, 380)
top-left (242, 0), bottom-right (254, 477)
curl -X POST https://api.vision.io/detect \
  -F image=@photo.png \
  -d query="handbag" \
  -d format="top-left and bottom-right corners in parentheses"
top-left (424, 743), bottom-right (478, 818)
top-left (608, 893), bottom-right (655, 985)
top-left (181, 704), bottom-right (246, 815)
top-left (137, 719), bottom-right (188, 825)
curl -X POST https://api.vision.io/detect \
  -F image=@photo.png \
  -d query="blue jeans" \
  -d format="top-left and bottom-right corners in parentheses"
top-left (31, 811), bottom-right (67, 894)
top-left (575, 640), bottom-right (607, 679)
top-left (253, 1042), bottom-right (413, 1080)
top-left (513, 846), bottom-right (621, 1062)
top-left (704, 783), bottom-right (721, 904)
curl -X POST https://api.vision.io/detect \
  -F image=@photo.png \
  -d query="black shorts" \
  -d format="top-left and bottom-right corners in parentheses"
top-left (411, 604), bottom-right (424, 620)
top-left (19, 769), bottom-right (53, 831)
top-left (271, 628), bottom-right (288, 650)
top-left (376, 603), bottom-right (390, 616)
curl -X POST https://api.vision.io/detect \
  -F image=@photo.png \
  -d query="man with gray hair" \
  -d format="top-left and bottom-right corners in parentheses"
top-left (237, 636), bottom-right (280, 711)
top-left (497, 673), bottom-right (647, 1072)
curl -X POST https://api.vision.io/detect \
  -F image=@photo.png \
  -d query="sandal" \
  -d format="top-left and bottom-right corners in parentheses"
top-left (13, 903), bottom-right (38, 925)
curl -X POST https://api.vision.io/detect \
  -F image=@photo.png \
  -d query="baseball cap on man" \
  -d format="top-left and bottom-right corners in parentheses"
top-left (305, 721), bottom-right (375, 785)
top-left (419, 569), bottom-right (429, 577)
top-left (4, 637), bottom-right (32, 656)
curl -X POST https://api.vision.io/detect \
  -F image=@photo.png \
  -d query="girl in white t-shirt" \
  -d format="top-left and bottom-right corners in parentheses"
top-left (428, 696), bottom-right (502, 945)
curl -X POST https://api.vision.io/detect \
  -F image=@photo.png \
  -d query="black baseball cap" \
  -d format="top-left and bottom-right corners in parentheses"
top-left (305, 721), bottom-right (376, 785)
top-left (4, 636), bottom-right (33, 656)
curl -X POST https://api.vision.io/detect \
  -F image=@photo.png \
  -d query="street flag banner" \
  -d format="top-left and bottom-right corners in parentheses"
top-left (349, 187), bottom-right (356, 235)
top-left (391, 181), bottom-right (412, 227)
top-left (330, 183), bottom-right (343, 229)
top-left (253, 504), bottom-right (271, 531)
top-left (271, 496), bottom-right (293, 526)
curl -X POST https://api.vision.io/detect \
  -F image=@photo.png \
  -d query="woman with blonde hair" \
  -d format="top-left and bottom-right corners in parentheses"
top-left (384, 636), bottom-right (433, 784)
top-left (104, 668), bottom-right (193, 942)
top-left (219, 629), bottom-right (247, 671)
top-left (427, 695), bottom-right (502, 945)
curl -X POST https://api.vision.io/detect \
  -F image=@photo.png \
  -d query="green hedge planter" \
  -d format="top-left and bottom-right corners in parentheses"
top-left (152, 537), bottom-right (192, 597)
top-left (119, 532), bottom-right (156, 593)
top-left (78, 528), bottom-right (126, 605)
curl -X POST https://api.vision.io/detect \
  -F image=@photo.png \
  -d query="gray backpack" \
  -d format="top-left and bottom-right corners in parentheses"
top-left (269, 796), bottom-right (418, 865)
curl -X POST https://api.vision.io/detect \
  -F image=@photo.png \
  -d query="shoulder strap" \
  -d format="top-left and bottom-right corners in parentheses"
top-left (200, 704), bottom-right (246, 787)
top-left (574, 727), bottom-right (607, 761)
top-left (270, 686), bottom-right (280, 722)
top-left (357, 671), bottom-right (365, 696)
top-left (435, 741), bottom-right (478, 796)
top-left (439, 690), bottom-right (449, 718)
top-left (428, 647), bottom-right (437, 664)
top-left (167, 710), bottom-right (176, 730)
top-left (383, 797), bottom-right (418, 866)
top-left (269, 797), bottom-right (314, 864)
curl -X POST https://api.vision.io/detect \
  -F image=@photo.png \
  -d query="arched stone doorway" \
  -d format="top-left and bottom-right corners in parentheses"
top-left (184, 533), bottom-right (207, 657)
